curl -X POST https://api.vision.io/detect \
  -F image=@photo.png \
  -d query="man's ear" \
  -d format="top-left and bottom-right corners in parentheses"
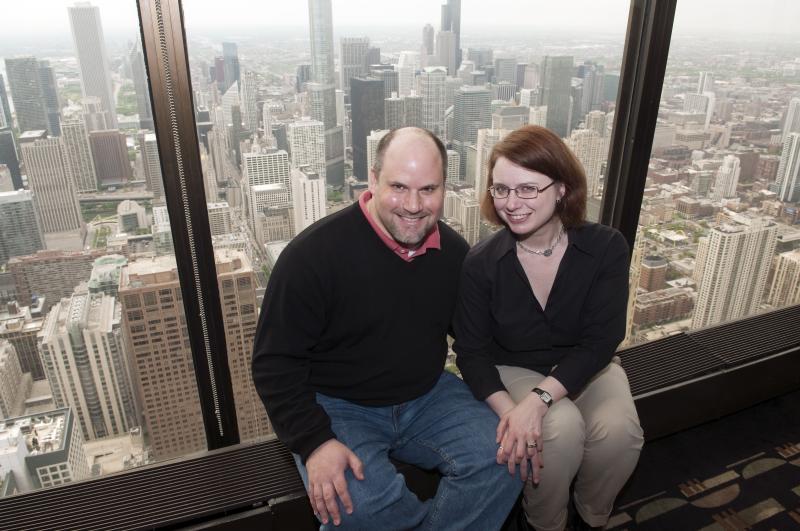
top-left (368, 169), bottom-right (378, 192)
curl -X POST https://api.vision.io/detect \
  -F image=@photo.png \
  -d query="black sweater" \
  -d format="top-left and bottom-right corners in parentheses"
top-left (252, 203), bottom-right (469, 462)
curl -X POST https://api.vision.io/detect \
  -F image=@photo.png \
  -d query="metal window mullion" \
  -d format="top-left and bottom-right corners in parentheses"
top-left (136, 0), bottom-right (239, 449)
top-left (601, 0), bottom-right (677, 250)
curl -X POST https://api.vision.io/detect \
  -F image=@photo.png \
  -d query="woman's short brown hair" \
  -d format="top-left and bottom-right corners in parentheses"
top-left (480, 125), bottom-right (587, 228)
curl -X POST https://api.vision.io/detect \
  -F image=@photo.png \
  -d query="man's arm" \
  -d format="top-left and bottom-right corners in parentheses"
top-left (251, 244), bottom-right (363, 525)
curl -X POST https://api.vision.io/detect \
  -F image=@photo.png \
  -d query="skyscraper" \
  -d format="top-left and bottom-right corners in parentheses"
top-left (60, 119), bottom-right (98, 193)
top-left (292, 167), bottom-right (327, 233)
top-left (0, 190), bottom-right (45, 263)
top-left (222, 42), bottom-right (240, 91)
top-left (781, 98), bottom-right (800, 142)
top-left (340, 37), bottom-right (370, 94)
top-left (566, 129), bottom-right (608, 197)
top-left (541, 56), bottom-right (574, 138)
top-left (436, 31), bottom-right (457, 75)
top-left (138, 131), bottom-right (164, 200)
top-left (350, 77), bottom-right (385, 181)
top-left (419, 67), bottom-right (447, 137)
top-left (37, 61), bottom-right (61, 137)
top-left (19, 137), bottom-right (83, 235)
top-left (774, 132), bottom-right (800, 202)
top-left (0, 341), bottom-right (27, 419)
top-left (475, 128), bottom-right (509, 195)
top-left (239, 71), bottom-right (259, 134)
top-left (440, 0), bottom-right (461, 70)
top-left (385, 95), bottom-right (404, 130)
top-left (692, 218), bottom-right (777, 329)
top-left (766, 249), bottom-right (800, 308)
top-left (90, 130), bottom-right (133, 187)
top-left (453, 86), bottom-right (492, 178)
top-left (4, 57), bottom-right (48, 133)
top-left (307, 0), bottom-right (344, 187)
top-left (0, 74), bottom-right (12, 128)
top-left (129, 40), bottom-right (154, 130)
top-left (288, 117), bottom-right (326, 180)
top-left (422, 24), bottom-right (435, 57)
top-left (119, 256), bottom-right (205, 459)
top-left (711, 154), bottom-right (741, 201)
top-left (68, 2), bottom-right (118, 128)
top-left (0, 302), bottom-right (45, 380)
top-left (40, 288), bottom-right (138, 440)
top-left (308, 0), bottom-right (335, 86)
top-left (0, 129), bottom-right (22, 189)
top-left (243, 148), bottom-right (292, 236)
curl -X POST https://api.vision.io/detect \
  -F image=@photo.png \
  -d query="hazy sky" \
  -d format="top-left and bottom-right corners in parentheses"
top-left (1, 0), bottom-right (799, 40)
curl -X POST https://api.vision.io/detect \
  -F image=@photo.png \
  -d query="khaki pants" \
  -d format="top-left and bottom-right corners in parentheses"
top-left (498, 359), bottom-right (644, 531)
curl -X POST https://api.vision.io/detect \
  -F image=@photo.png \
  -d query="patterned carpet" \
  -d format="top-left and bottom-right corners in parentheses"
top-left (610, 389), bottom-right (800, 530)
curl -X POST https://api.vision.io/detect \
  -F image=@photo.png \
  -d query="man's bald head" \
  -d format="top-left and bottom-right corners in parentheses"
top-left (372, 127), bottom-right (447, 181)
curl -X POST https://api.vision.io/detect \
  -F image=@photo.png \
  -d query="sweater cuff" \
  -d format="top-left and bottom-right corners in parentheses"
top-left (296, 427), bottom-right (338, 464)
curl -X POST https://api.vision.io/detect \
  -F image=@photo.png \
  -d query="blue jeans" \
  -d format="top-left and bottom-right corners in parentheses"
top-left (293, 371), bottom-right (522, 530)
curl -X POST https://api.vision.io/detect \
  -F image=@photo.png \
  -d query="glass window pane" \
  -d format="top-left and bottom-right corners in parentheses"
top-left (625, 1), bottom-right (800, 347)
top-left (0, 0), bottom-right (208, 495)
top-left (181, 0), bottom-right (629, 431)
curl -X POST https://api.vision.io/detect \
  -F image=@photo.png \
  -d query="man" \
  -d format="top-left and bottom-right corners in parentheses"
top-left (252, 127), bottom-right (521, 529)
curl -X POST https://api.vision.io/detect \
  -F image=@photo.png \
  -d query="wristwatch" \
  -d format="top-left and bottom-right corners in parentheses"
top-left (532, 387), bottom-right (553, 408)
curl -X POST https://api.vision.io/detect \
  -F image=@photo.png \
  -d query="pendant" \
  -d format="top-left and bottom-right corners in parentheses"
top-left (543, 248), bottom-right (552, 257)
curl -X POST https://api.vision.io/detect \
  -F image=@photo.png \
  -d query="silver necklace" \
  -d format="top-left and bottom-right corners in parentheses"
top-left (517, 225), bottom-right (565, 257)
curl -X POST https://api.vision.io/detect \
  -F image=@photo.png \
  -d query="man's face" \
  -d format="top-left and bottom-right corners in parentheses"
top-left (368, 132), bottom-right (445, 249)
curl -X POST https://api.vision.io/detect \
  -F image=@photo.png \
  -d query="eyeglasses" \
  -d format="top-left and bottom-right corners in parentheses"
top-left (488, 181), bottom-right (556, 200)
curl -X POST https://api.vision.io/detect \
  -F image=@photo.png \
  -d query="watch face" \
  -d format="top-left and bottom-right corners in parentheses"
top-left (541, 390), bottom-right (553, 403)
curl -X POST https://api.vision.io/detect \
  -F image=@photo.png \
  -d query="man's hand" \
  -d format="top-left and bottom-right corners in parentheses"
top-left (306, 439), bottom-right (365, 526)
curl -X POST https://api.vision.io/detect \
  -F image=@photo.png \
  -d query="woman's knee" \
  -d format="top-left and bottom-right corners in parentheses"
top-left (543, 400), bottom-right (586, 454)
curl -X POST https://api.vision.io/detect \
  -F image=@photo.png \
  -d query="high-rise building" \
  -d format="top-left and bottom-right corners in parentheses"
top-left (350, 77), bottom-right (385, 181)
top-left (87, 255), bottom-right (127, 297)
top-left (0, 341), bottom-right (27, 419)
top-left (0, 74), bottom-right (12, 128)
top-left (288, 118), bottom-right (326, 180)
top-left (8, 250), bottom-right (104, 314)
top-left (0, 408), bottom-right (90, 493)
top-left (403, 94), bottom-right (423, 129)
top-left (577, 61), bottom-right (605, 115)
top-left (773, 133), bottom-right (800, 203)
top-left (68, 2), bottom-right (118, 128)
top-left (541, 56), bottom-right (574, 138)
top-left (0, 301), bottom-right (45, 381)
top-left (366, 129), bottom-right (390, 174)
top-left (90, 130), bottom-right (132, 187)
top-left (440, 0), bottom-right (461, 70)
top-left (37, 61), bottom-right (61, 137)
top-left (81, 96), bottom-right (111, 132)
top-left (692, 218), bottom-right (777, 329)
top-left (453, 86), bottom-right (492, 178)
top-left (422, 24), bottom-right (435, 57)
top-left (566, 129), bottom-right (607, 197)
top-left (129, 40), bottom-right (154, 130)
top-left (710, 154), bottom-right (741, 201)
top-left (766, 249), bottom-right (800, 308)
top-left (118, 257), bottom-right (204, 459)
top-left (292, 167), bottom-right (327, 233)
top-left (222, 42), bottom-right (240, 92)
top-left (243, 148), bottom-right (292, 236)
top-left (60, 119), bottom-right (98, 193)
top-left (444, 188), bottom-right (479, 245)
top-left (370, 68), bottom-right (398, 100)
top-left (493, 57), bottom-right (516, 85)
top-left (0, 190), bottom-right (45, 263)
top-left (40, 287), bottom-right (138, 440)
top-left (436, 31), bottom-right (457, 75)
top-left (137, 131), bottom-right (163, 200)
top-left (639, 256), bottom-right (668, 292)
top-left (206, 202), bottom-right (233, 237)
top-left (475, 128), bottom-right (509, 197)
top-left (697, 71), bottom-right (715, 94)
top-left (385, 96), bottom-right (404, 130)
top-left (419, 67), bottom-right (447, 137)
top-left (340, 37), bottom-right (370, 94)
top-left (445, 149), bottom-right (460, 182)
top-left (214, 251), bottom-right (271, 442)
top-left (0, 129), bottom-right (21, 190)
top-left (19, 137), bottom-right (83, 235)
top-left (684, 92), bottom-right (715, 131)
top-left (308, 0), bottom-right (335, 86)
top-left (492, 105), bottom-right (529, 130)
top-left (239, 71), bottom-right (259, 134)
top-left (781, 98), bottom-right (800, 142)
top-left (4, 57), bottom-right (48, 133)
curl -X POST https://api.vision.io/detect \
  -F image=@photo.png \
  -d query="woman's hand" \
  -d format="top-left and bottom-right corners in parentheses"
top-left (496, 393), bottom-right (548, 484)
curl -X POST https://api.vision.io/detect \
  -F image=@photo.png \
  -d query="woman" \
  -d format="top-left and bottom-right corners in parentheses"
top-left (453, 125), bottom-right (643, 531)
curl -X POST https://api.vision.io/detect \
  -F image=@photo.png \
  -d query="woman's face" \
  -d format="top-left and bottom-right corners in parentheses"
top-left (491, 157), bottom-right (566, 237)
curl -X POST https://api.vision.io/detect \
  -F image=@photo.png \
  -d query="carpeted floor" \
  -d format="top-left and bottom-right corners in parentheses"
top-left (609, 389), bottom-right (800, 530)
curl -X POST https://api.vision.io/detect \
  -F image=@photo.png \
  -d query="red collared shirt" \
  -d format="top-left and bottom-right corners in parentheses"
top-left (358, 190), bottom-right (441, 262)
